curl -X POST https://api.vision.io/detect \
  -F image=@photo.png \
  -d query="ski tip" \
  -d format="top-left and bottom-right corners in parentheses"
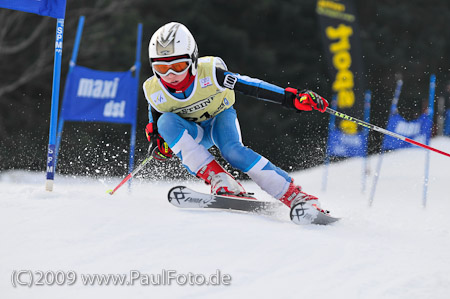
top-left (290, 202), bottom-right (340, 225)
top-left (168, 186), bottom-right (194, 206)
top-left (167, 186), bottom-right (186, 202)
top-left (106, 189), bottom-right (114, 195)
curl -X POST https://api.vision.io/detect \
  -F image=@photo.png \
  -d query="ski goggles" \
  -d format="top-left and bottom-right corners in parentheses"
top-left (152, 58), bottom-right (192, 76)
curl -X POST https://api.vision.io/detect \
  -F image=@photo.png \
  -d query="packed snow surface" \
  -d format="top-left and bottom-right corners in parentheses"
top-left (1, 137), bottom-right (450, 299)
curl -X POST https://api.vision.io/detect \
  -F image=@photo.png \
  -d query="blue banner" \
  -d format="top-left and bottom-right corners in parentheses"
top-left (61, 65), bottom-right (137, 124)
top-left (0, 0), bottom-right (66, 19)
top-left (444, 110), bottom-right (450, 136)
top-left (382, 113), bottom-right (432, 151)
top-left (327, 129), bottom-right (368, 157)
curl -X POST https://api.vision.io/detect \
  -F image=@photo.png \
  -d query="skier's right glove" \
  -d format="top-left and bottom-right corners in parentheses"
top-left (145, 123), bottom-right (173, 161)
top-left (284, 88), bottom-right (329, 113)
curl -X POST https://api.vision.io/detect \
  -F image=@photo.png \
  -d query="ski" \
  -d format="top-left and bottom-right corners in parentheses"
top-left (168, 186), bottom-right (283, 216)
top-left (168, 186), bottom-right (340, 225)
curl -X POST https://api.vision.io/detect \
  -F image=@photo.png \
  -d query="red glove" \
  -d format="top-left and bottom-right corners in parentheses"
top-left (145, 123), bottom-right (173, 161)
top-left (285, 88), bottom-right (329, 113)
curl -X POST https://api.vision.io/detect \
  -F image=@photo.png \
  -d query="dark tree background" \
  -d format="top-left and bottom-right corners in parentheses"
top-left (0, 0), bottom-right (449, 179)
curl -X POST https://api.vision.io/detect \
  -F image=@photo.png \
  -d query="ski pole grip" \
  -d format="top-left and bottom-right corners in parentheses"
top-left (147, 140), bottom-right (157, 156)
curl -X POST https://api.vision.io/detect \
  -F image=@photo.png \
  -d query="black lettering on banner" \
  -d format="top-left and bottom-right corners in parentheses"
top-left (316, 0), bottom-right (365, 135)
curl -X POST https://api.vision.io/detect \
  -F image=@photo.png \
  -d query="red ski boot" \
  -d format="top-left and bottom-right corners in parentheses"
top-left (197, 160), bottom-right (247, 196)
top-left (279, 180), bottom-right (335, 225)
top-left (278, 180), bottom-right (319, 208)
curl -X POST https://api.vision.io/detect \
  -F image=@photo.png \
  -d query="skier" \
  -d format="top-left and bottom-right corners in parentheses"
top-left (143, 22), bottom-right (330, 219)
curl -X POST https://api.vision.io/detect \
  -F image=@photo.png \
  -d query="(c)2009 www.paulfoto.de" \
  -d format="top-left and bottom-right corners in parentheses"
top-left (11, 269), bottom-right (232, 287)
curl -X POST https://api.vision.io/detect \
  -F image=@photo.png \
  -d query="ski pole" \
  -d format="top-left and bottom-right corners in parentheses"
top-left (107, 143), bottom-right (156, 195)
top-left (325, 107), bottom-right (450, 158)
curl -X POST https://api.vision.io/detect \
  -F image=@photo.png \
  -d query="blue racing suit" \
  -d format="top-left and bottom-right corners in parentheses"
top-left (143, 57), bottom-right (294, 199)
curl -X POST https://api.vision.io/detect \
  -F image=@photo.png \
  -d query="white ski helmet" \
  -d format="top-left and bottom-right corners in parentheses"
top-left (148, 22), bottom-right (198, 76)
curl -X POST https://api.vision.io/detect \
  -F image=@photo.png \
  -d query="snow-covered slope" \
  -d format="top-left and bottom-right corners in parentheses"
top-left (1, 137), bottom-right (450, 299)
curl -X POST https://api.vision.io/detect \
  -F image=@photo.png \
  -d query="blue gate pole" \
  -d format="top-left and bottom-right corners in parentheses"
top-left (128, 122), bottom-right (137, 177)
top-left (368, 79), bottom-right (403, 205)
top-left (361, 90), bottom-right (371, 193)
top-left (423, 74), bottom-right (435, 207)
top-left (127, 23), bottom-right (143, 190)
top-left (45, 18), bottom-right (65, 191)
top-left (322, 95), bottom-right (337, 192)
top-left (55, 16), bottom-right (85, 169)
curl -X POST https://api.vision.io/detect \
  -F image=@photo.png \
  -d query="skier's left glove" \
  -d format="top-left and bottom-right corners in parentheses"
top-left (145, 123), bottom-right (173, 161)
top-left (284, 88), bottom-right (329, 113)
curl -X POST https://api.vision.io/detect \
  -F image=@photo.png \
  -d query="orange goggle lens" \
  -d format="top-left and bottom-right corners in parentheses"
top-left (153, 60), bottom-right (191, 76)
